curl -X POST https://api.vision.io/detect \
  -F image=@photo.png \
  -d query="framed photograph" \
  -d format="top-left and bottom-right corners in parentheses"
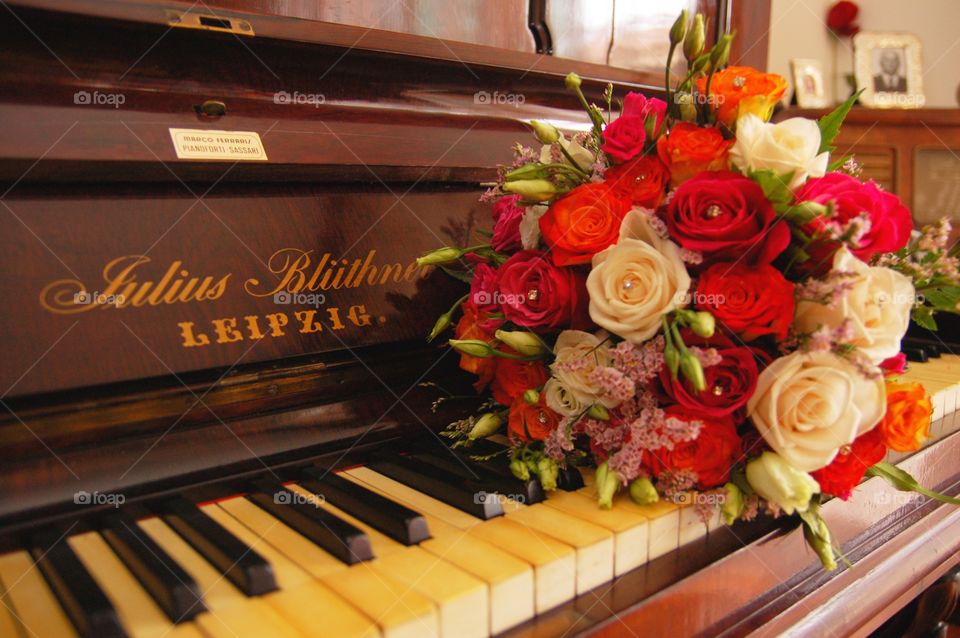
top-left (790, 58), bottom-right (829, 108)
top-left (853, 32), bottom-right (925, 108)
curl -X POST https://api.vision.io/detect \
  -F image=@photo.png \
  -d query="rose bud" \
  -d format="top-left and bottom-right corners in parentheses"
top-left (588, 403), bottom-right (610, 421)
top-left (468, 413), bottom-right (502, 440)
top-left (564, 72), bottom-right (582, 91)
top-left (502, 179), bottom-right (557, 202)
top-left (495, 329), bottom-right (549, 357)
top-left (448, 338), bottom-right (495, 358)
top-left (669, 9), bottom-right (689, 45)
top-left (416, 246), bottom-right (461, 266)
top-left (683, 14), bottom-right (705, 62)
top-left (510, 458), bottom-right (530, 481)
top-left (530, 120), bottom-right (560, 144)
top-left (629, 477), bottom-right (659, 505)
top-left (680, 352), bottom-right (706, 392)
top-left (537, 457), bottom-right (559, 491)
top-left (522, 389), bottom-right (540, 405)
top-left (595, 461), bottom-right (620, 509)
top-left (721, 482), bottom-right (744, 525)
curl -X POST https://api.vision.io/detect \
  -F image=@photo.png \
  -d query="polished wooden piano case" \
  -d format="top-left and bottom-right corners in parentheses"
top-left (1, 1), bottom-right (959, 636)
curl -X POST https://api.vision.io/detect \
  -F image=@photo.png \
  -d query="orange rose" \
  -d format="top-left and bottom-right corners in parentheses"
top-left (508, 396), bottom-right (560, 442)
top-left (696, 66), bottom-right (787, 127)
top-left (490, 356), bottom-right (549, 406)
top-left (603, 154), bottom-right (670, 209)
top-left (539, 183), bottom-right (630, 266)
top-left (454, 303), bottom-right (496, 390)
top-left (656, 122), bottom-right (733, 185)
top-left (877, 382), bottom-right (932, 452)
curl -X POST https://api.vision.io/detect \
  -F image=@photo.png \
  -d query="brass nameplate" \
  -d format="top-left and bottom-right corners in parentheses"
top-left (169, 128), bottom-right (268, 161)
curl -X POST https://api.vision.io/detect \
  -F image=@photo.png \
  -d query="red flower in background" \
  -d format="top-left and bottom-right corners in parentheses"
top-left (508, 396), bottom-right (560, 442)
top-left (491, 356), bottom-right (549, 406)
top-left (695, 261), bottom-right (796, 341)
top-left (812, 427), bottom-right (886, 500)
top-left (827, 1), bottom-right (860, 37)
top-left (647, 408), bottom-right (743, 489)
top-left (603, 154), bottom-right (670, 209)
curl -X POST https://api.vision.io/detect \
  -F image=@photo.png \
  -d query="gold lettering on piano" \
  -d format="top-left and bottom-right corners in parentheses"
top-left (177, 305), bottom-right (373, 348)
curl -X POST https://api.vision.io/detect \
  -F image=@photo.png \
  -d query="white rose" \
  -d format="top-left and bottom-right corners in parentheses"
top-left (747, 350), bottom-right (886, 471)
top-left (730, 114), bottom-right (829, 189)
top-left (543, 378), bottom-right (588, 417)
top-left (550, 330), bottom-right (615, 406)
top-left (587, 214), bottom-right (691, 343)
top-left (746, 452), bottom-right (820, 515)
top-left (520, 204), bottom-right (548, 250)
top-left (794, 246), bottom-right (914, 364)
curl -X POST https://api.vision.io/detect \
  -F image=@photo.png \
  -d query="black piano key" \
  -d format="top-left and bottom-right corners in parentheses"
top-left (158, 497), bottom-right (277, 596)
top-left (406, 451), bottom-right (545, 505)
top-left (246, 480), bottom-right (374, 564)
top-left (368, 455), bottom-right (504, 520)
top-left (904, 346), bottom-right (928, 363)
top-left (100, 512), bottom-right (206, 623)
top-left (557, 465), bottom-right (586, 491)
top-left (300, 468), bottom-right (431, 546)
top-left (30, 530), bottom-right (127, 638)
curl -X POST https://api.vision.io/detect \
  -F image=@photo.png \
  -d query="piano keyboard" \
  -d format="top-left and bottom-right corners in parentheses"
top-left (1, 357), bottom-right (957, 638)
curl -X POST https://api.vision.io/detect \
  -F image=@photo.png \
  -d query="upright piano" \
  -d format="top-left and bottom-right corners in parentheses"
top-left (1, 1), bottom-right (959, 637)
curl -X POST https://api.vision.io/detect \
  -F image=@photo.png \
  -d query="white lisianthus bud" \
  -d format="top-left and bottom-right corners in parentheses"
top-left (495, 329), bottom-right (549, 356)
top-left (530, 120), bottom-right (560, 144)
top-left (468, 413), bottom-right (502, 439)
top-left (746, 452), bottom-right (820, 515)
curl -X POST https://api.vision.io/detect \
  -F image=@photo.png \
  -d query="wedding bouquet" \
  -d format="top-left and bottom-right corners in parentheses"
top-left (419, 11), bottom-right (960, 569)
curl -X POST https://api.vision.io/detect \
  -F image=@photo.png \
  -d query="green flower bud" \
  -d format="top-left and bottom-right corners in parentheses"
top-left (689, 311), bottom-right (716, 339)
top-left (665, 343), bottom-right (681, 378)
top-left (427, 312), bottom-right (453, 342)
top-left (680, 353), bottom-right (706, 392)
top-left (669, 9), bottom-right (689, 46)
top-left (803, 514), bottom-right (837, 571)
top-left (502, 179), bottom-right (557, 202)
top-left (448, 339), bottom-right (495, 358)
top-left (468, 413), bottom-right (502, 440)
top-left (416, 246), bottom-right (461, 267)
top-left (495, 329), bottom-right (549, 357)
top-left (510, 458), bottom-right (530, 481)
top-left (505, 163), bottom-right (547, 181)
top-left (683, 14), bottom-right (705, 62)
top-left (629, 477), bottom-right (659, 505)
top-left (537, 457), bottom-right (559, 492)
top-left (522, 389), bottom-right (540, 405)
top-left (564, 72), bottom-right (582, 91)
top-left (785, 201), bottom-right (829, 224)
top-left (721, 482), bottom-right (744, 525)
top-left (588, 403), bottom-right (610, 421)
top-left (679, 99), bottom-right (698, 122)
top-left (530, 120), bottom-right (560, 144)
top-left (710, 33), bottom-right (734, 68)
top-left (595, 462), bottom-right (620, 509)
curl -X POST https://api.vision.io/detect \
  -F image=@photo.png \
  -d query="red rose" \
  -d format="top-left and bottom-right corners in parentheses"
top-left (454, 302), bottom-right (497, 391)
top-left (603, 154), bottom-right (670, 209)
top-left (812, 427), bottom-right (886, 500)
top-left (795, 172), bottom-right (913, 263)
top-left (695, 261), bottom-right (796, 341)
top-left (659, 332), bottom-right (760, 419)
top-left (496, 249), bottom-right (589, 330)
top-left (539, 183), bottom-right (630, 266)
top-left (508, 396), bottom-right (560, 442)
top-left (491, 356), bottom-right (549, 406)
top-left (647, 408), bottom-right (743, 489)
top-left (491, 194), bottom-right (524, 252)
top-left (664, 170), bottom-right (789, 265)
top-left (602, 115), bottom-right (647, 163)
top-left (827, 1), bottom-right (860, 37)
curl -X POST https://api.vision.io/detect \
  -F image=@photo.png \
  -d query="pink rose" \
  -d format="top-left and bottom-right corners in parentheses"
top-left (623, 93), bottom-right (667, 133)
top-left (496, 250), bottom-right (589, 330)
top-left (602, 116), bottom-right (647, 164)
top-left (491, 195), bottom-right (524, 252)
top-left (795, 172), bottom-right (913, 261)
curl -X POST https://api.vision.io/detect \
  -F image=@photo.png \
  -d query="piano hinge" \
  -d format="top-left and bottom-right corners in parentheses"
top-left (166, 10), bottom-right (254, 36)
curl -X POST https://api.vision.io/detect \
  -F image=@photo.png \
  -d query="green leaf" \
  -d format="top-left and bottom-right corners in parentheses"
top-left (922, 287), bottom-right (960, 310)
top-left (911, 305), bottom-right (938, 330)
top-left (818, 90), bottom-right (863, 154)
top-left (866, 461), bottom-right (960, 505)
top-left (827, 153), bottom-right (853, 172)
top-left (440, 266), bottom-right (475, 285)
top-left (748, 169), bottom-right (796, 212)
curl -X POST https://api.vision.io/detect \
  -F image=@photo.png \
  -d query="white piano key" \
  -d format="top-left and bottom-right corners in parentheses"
top-left (0, 549), bottom-right (79, 638)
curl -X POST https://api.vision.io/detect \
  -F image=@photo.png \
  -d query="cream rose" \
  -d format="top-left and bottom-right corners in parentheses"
top-left (587, 213), bottom-right (691, 343)
top-left (520, 204), bottom-right (548, 250)
top-left (550, 330), bottom-right (615, 406)
top-left (746, 452), bottom-right (820, 515)
top-left (747, 350), bottom-right (886, 471)
top-left (730, 114), bottom-right (829, 189)
top-left (543, 378), bottom-right (588, 417)
top-left (794, 246), bottom-right (914, 364)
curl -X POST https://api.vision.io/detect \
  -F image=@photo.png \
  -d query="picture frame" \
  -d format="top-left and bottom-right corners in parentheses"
top-left (853, 31), bottom-right (925, 109)
top-left (789, 58), bottom-right (830, 108)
